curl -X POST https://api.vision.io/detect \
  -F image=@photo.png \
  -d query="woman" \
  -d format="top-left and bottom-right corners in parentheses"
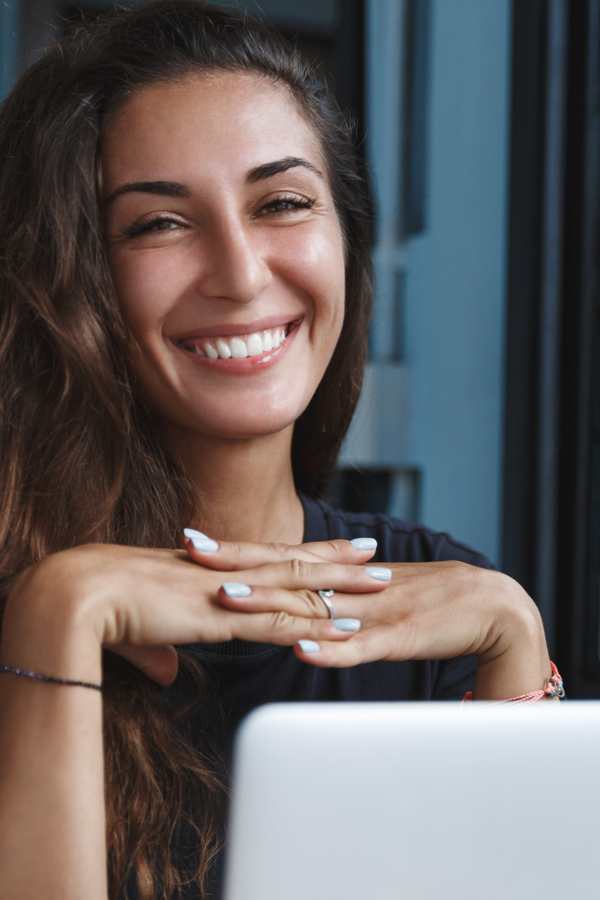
top-left (0, 2), bottom-right (559, 898)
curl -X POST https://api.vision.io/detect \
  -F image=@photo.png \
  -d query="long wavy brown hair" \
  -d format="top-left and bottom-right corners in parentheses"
top-left (0, 1), bottom-right (374, 896)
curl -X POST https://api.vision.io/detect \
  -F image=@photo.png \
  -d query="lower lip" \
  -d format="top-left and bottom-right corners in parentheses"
top-left (174, 323), bottom-right (299, 374)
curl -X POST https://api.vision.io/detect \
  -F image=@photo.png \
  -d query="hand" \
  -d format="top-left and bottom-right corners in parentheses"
top-left (217, 560), bottom-right (553, 701)
top-left (4, 537), bottom-right (380, 687)
top-left (118, 534), bottom-right (379, 682)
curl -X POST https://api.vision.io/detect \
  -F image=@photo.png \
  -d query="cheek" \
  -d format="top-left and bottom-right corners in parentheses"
top-left (306, 234), bottom-right (346, 353)
top-left (110, 250), bottom-right (191, 337)
top-left (272, 223), bottom-right (345, 325)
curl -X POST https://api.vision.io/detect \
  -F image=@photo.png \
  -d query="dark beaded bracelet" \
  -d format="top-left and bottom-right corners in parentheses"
top-left (0, 664), bottom-right (102, 691)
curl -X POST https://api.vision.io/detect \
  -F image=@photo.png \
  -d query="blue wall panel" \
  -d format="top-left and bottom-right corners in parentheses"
top-left (407, 0), bottom-right (511, 563)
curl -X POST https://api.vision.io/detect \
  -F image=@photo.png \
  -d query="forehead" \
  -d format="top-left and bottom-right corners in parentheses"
top-left (102, 72), bottom-right (325, 191)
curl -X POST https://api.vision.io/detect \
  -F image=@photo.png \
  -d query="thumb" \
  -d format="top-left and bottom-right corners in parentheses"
top-left (110, 643), bottom-right (179, 686)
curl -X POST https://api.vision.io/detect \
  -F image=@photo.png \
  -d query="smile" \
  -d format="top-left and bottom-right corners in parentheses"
top-left (181, 323), bottom-right (292, 359)
top-left (173, 317), bottom-right (302, 372)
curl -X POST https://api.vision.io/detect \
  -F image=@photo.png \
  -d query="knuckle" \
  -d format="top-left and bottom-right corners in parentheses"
top-left (270, 542), bottom-right (293, 560)
top-left (227, 542), bottom-right (243, 557)
top-left (298, 589), bottom-right (327, 617)
top-left (325, 539), bottom-right (345, 556)
top-left (267, 609), bottom-right (294, 636)
top-left (289, 557), bottom-right (313, 582)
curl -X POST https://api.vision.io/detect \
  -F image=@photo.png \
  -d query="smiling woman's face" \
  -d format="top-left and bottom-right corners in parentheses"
top-left (103, 72), bottom-right (346, 442)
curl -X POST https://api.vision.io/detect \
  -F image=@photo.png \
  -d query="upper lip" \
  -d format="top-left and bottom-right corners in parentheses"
top-left (171, 314), bottom-right (303, 343)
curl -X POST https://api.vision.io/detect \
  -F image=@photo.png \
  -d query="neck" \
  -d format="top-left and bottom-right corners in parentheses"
top-left (163, 423), bottom-right (304, 544)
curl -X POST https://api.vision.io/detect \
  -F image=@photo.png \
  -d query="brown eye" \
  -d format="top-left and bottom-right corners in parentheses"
top-left (123, 216), bottom-right (184, 237)
top-left (254, 195), bottom-right (316, 217)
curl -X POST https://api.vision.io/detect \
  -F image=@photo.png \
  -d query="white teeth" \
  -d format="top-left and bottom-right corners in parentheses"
top-left (190, 324), bottom-right (291, 360)
top-left (215, 338), bottom-right (231, 359)
top-left (230, 336), bottom-right (248, 359)
top-left (246, 333), bottom-right (263, 356)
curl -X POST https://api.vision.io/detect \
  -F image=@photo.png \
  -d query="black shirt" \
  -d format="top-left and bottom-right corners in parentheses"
top-left (171, 494), bottom-right (493, 898)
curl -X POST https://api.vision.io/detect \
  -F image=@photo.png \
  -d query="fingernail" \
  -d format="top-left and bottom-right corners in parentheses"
top-left (333, 618), bottom-right (361, 632)
top-left (183, 528), bottom-right (219, 552)
top-left (184, 527), bottom-right (209, 540)
top-left (366, 567), bottom-right (392, 581)
top-left (349, 537), bottom-right (377, 551)
top-left (221, 583), bottom-right (252, 598)
top-left (298, 639), bottom-right (320, 653)
top-left (190, 537), bottom-right (219, 552)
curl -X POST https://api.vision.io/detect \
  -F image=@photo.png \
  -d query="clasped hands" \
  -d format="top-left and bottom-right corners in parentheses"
top-left (111, 534), bottom-right (550, 700)
top-left (8, 533), bottom-right (550, 700)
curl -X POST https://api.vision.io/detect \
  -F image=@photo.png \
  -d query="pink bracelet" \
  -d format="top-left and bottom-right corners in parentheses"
top-left (462, 661), bottom-right (565, 704)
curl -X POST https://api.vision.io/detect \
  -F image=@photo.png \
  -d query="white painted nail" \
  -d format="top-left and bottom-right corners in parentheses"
top-left (298, 639), bottom-right (320, 653)
top-left (367, 567), bottom-right (392, 581)
top-left (349, 537), bottom-right (378, 551)
top-left (190, 536), bottom-right (219, 552)
top-left (221, 583), bottom-right (252, 598)
top-left (333, 618), bottom-right (361, 632)
top-left (184, 527), bottom-right (209, 540)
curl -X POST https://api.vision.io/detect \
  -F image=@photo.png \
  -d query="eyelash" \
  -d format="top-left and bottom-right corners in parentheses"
top-left (254, 195), bottom-right (316, 216)
top-left (122, 216), bottom-right (182, 237)
top-left (122, 195), bottom-right (316, 237)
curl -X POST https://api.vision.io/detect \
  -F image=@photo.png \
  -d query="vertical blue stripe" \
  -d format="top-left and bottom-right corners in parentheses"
top-left (1, 0), bottom-right (19, 101)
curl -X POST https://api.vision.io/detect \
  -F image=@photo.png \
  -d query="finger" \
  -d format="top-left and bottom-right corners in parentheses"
top-left (182, 530), bottom-right (376, 571)
top-left (111, 643), bottom-right (179, 686)
top-left (216, 583), bottom-right (370, 623)
top-left (298, 538), bottom-right (377, 562)
top-left (226, 558), bottom-right (393, 596)
top-left (293, 625), bottom-right (406, 668)
top-left (223, 608), bottom-right (363, 646)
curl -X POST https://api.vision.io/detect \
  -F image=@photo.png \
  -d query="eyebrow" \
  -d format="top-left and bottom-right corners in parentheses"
top-left (104, 157), bottom-right (323, 206)
top-left (104, 180), bottom-right (191, 206)
top-left (246, 156), bottom-right (323, 183)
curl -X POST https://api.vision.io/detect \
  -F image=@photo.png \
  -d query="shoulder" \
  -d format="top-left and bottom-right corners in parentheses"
top-left (301, 494), bottom-right (493, 570)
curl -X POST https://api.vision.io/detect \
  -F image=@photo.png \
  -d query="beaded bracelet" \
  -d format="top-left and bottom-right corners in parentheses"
top-left (462, 660), bottom-right (564, 704)
top-left (0, 664), bottom-right (102, 692)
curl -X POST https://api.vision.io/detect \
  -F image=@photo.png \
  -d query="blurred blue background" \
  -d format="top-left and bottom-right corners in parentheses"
top-left (2, 0), bottom-right (600, 695)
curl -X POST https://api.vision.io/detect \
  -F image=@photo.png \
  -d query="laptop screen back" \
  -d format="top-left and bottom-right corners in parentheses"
top-left (224, 701), bottom-right (600, 900)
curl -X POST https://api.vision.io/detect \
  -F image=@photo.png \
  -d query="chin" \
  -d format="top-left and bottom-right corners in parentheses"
top-left (178, 389), bottom-right (311, 437)
top-left (157, 398), bottom-right (298, 441)
top-left (202, 412), bottom-right (300, 441)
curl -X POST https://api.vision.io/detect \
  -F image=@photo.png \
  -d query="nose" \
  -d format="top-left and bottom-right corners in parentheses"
top-left (196, 214), bottom-right (272, 305)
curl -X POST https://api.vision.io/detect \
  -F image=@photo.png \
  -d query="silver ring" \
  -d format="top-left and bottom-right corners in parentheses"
top-left (318, 589), bottom-right (335, 620)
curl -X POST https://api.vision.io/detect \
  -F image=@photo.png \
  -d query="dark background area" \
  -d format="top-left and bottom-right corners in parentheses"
top-left (503, 0), bottom-right (600, 696)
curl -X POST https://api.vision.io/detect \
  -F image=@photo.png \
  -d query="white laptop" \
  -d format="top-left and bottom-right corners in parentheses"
top-left (223, 701), bottom-right (600, 900)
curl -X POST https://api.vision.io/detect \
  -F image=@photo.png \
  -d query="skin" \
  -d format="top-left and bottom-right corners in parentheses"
top-left (0, 73), bottom-right (555, 900)
top-left (104, 73), bottom-right (346, 546)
